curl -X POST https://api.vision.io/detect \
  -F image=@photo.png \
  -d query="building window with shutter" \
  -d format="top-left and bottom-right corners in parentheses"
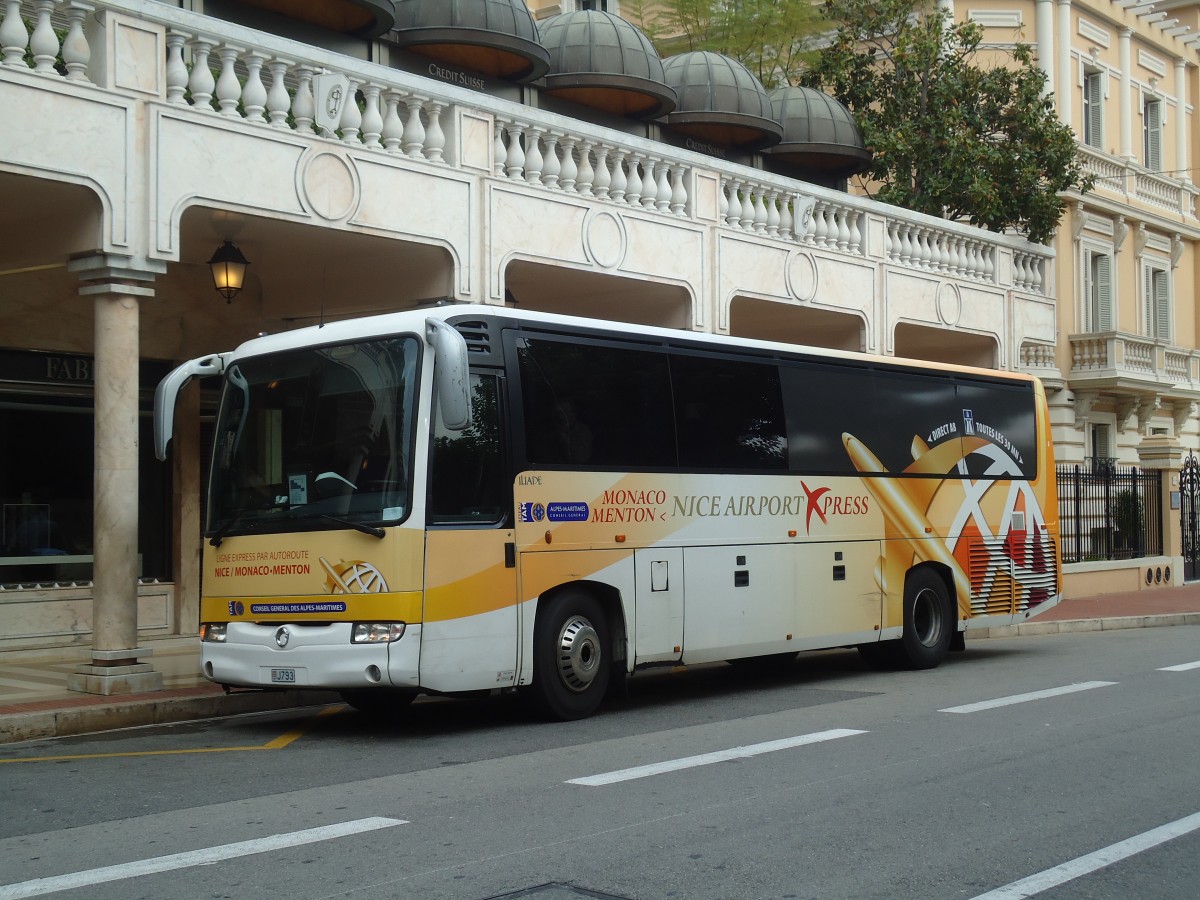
top-left (1143, 96), bottom-right (1163, 171)
top-left (1083, 70), bottom-right (1104, 149)
top-left (1143, 262), bottom-right (1171, 341)
top-left (1084, 248), bottom-right (1113, 332)
top-left (1090, 423), bottom-right (1114, 470)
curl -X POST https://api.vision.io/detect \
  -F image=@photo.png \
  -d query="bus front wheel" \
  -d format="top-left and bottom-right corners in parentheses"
top-left (530, 590), bottom-right (611, 721)
top-left (897, 569), bottom-right (954, 669)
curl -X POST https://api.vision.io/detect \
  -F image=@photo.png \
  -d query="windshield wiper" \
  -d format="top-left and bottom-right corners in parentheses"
top-left (208, 509), bottom-right (247, 548)
top-left (319, 514), bottom-right (385, 539)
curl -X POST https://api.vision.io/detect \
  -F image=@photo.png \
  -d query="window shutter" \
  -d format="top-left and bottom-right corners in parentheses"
top-left (1094, 253), bottom-right (1113, 331)
top-left (1092, 424), bottom-right (1111, 463)
top-left (1154, 268), bottom-right (1170, 340)
top-left (1085, 73), bottom-right (1103, 147)
top-left (1145, 99), bottom-right (1162, 170)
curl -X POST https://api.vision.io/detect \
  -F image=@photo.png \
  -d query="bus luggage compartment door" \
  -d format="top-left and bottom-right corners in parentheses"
top-left (634, 548), bottom-right (683, 665)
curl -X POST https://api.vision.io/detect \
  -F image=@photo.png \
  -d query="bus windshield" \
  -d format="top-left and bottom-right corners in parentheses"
top-left (207, 336), bottom-right (419, 538)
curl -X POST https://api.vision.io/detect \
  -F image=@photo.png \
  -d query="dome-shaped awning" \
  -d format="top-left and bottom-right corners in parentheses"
top-left (235, 0), bottom-right (398, 38)
top-left (766, 86), bottom-right (872, 176)
top-left (390, 0), bottom-right (550, 83)
top-left (661, 51), bottom-right (782, 150)
top-left (539, 11), bottom-right (676, 120)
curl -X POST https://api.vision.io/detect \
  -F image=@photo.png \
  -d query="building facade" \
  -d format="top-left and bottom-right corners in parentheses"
top-left (2, 0), bottom-right (1062, 687)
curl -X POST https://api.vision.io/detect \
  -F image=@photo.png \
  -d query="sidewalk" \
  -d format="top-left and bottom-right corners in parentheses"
top-left (3, 585), bottom-right (1200, 746)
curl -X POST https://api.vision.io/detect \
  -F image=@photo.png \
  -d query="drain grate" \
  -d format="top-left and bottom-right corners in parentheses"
top-left (484, 883), bottom-right (635, 900)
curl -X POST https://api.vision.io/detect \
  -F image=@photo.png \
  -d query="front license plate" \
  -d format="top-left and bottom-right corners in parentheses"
top-left (270, 668), bottom-right (296, 684)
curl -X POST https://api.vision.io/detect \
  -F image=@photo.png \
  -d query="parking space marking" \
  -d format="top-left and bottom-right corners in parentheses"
top-left (1158, 660), bottom-right (1200, 672)
top-left (939, 681), bottom-right (1116, 714)
top-left (566, 728), bottom-right (867, 786)
top-left (0, 706), bottom-right (342, 764)
top-left (0, 817), bottom-right (407, 900)
top-left (970, 810), bottom-right (1200, 899)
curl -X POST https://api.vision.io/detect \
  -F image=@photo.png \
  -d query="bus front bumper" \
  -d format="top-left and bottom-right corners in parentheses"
top-left (201, 622), bottom-right (422, 690)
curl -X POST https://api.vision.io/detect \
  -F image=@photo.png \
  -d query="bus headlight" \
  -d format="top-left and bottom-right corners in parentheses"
top-left (200, 623), bottom-right (227, 643)
top-left (351, 622), bottom-right (406, 644)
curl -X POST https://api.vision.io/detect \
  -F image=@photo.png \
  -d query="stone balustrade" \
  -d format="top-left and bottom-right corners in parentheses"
top-left (1068, 331), bottom-right (1200, 392)
top-left (1078, 144), bottom-right (1199, 218)
top-left (3, 0), bottom-right (1056, 364)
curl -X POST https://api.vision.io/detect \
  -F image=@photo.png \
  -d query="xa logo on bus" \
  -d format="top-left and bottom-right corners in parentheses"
top-left (802, 481), bottom-right (871, 532)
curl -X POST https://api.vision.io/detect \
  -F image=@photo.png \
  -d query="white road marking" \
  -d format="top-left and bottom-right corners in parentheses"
top-left (970, 810), bottom-right (1200, 899)
top-left (939, 681), bottom-right (1116, 714)
top-left (1159, 660), bottom-right (1200, 672)
top-left (0, 817), bottom-right (407, 899)
top-left (566, 728), bottom-right (867, 786)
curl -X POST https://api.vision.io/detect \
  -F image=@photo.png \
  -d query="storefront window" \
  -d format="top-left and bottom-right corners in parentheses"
top-left (0, 352), bottom-right (171, 588)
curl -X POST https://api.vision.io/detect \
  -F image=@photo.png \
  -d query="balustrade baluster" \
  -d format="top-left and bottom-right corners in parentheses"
top-left (764, 191), bottom-right (780, 237)
top-left (425, 102), bottom-right (446, 162)
top-left (608, 151), bottom-right (626, 201)
top-left (1, 0), bottom-right (28, 67)
top-left (848, 212), bottom-right (862, 253)
top-left (241, 51), bottom-right (268, 123)
top-left (339, 78), bottom-right (363, 144)
top-left (670, 165), bottom-right (687, 216)
top-left (403, 97), bottom-right (427, 157)
top-left (165, 32), bottom-right (189, 103)
top-left (740, 185), bottom-right (755, 230)
top-left (558, 137), bottom-right (577, 192)
top-left (214, 45), bottom-right (243, 117)
top-left (188, 38), bottom-right (217, 110)
top-left (624, 154), bottom-right (642, 206)
top-left (524, 127), bottom-right (544, 185)
top-left (30, 0), bottom-right (57, 74)
top-left (382, 92), bottom-right (404, 151)
top-left (265, 58), bottom-right (292, 128)
top-left (642, 157), bottom-right (660, 209)
top-left (505, 125), bottom-right (526, 179)
top-left (542, 133), bottom-right (561, 188)
top-left (62, 1), bottom-right (92, 82)
top-left (492, 121), bottom-right (507, 176)
top-left (292, 65), bottom-right (315, 132)
top-left (751, 189), bottom-right (767, 234)
top-left (592, 145), bottom-right (610, 199)
top-left (654, 160), bottom-right (671, 212)
top-left (718, 179), bottom-right (730, 223)
top-left (576, 141), bottom-right (595, 196)
top-left (360, 83), bottom-right (383, 147)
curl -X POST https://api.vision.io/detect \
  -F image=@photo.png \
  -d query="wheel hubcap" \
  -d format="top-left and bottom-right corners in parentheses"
top-left (556, 615), bottom-right (601, 692)
top-left (912, 587), bottom-right (943, 647)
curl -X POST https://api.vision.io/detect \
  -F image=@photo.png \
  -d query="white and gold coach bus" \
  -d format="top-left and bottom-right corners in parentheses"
top-left (155, 305), bottom-right (1061, 720)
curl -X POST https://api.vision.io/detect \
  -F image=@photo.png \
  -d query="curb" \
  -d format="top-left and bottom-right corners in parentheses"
top-left (0, 688), bottom-right (336, 745)
top-left (977, 612), bottom-right (1200, 640)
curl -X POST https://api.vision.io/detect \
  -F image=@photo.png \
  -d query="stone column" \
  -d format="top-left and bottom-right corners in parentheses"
top-left (1136, 434), bottom-right (1184, 582)
top-left (66, 253), bottom-right (166, 695)
top-left (1057, 0), bottom-right (1072, 125)
top-left (1119, 29), bottom-right (1133, 161)
top-left (1175, 58), bottom-right (1189, 184)
top-left (1035, 0), bottom-right (1054, 98)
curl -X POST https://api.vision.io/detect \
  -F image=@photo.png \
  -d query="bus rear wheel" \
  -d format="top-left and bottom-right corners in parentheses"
top-left (897, 569), bottom-right (954, 669)
top-left (530, 590), bottom-right (611, 721)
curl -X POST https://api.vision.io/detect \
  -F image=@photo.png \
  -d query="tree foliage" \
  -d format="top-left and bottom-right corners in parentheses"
top-left (800, 0), bottom-right (1090, 243)
top-left (622, 0), bottom-right (825, 90)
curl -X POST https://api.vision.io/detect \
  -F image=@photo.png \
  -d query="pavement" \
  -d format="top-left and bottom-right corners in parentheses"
top-left (3, 585), bottom-right (1200, 746)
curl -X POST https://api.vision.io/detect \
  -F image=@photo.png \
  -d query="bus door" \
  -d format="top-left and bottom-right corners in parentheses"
top-left (421, 373), bottom-right (519, 693)
top-left (634, 547), bottom-right (683, 665)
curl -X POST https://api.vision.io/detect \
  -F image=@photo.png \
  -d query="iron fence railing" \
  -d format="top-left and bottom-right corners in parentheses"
top-left (1056, 462), bottom-right (1163, 563)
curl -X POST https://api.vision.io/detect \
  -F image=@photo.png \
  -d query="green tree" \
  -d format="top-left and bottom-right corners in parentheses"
top-left (800, 0), bottom-right (1090, 244)
top-left (623, 0), bottom-right (825, 90)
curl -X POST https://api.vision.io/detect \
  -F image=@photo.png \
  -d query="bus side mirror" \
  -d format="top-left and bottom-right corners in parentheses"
top-left (425, 318), bottom-right (472, 432)
top-left (153, 354), bottom-right (226, 460)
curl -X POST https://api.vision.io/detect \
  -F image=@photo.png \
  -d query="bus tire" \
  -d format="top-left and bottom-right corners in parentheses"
top-left (897, 568), bottom-right (954, 669)
top-left (339, 689), bottom-right (417, 716)
top-left (531, 589), bottom-right (611, 721)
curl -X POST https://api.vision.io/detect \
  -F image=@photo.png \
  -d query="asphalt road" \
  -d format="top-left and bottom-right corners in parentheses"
top-left (1, 626), bottom-right (1198, 900)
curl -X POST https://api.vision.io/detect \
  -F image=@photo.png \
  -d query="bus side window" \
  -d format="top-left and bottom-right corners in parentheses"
top-left (429, 374), bottom-right (505, 524)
